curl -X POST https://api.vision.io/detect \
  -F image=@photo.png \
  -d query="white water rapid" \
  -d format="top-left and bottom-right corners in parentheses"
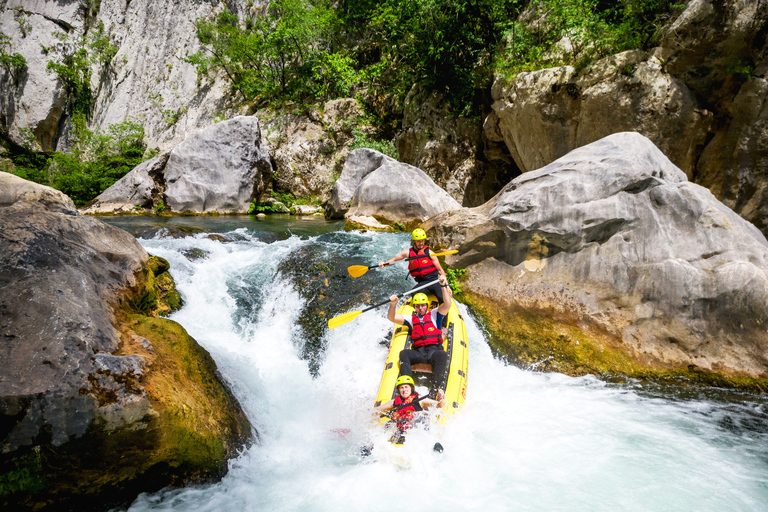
top-left (110, 217), bottom-right (768, 512)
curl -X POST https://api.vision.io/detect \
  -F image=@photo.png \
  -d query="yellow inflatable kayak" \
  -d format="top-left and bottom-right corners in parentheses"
top-left (373, 292), bottom-right (468, 429)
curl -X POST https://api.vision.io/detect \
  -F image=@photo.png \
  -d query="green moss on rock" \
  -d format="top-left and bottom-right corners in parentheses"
top-left (462, 290), bottom-right (768, 393)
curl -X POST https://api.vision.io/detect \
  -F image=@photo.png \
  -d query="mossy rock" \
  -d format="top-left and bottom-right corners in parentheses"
top-left (463, 289), bottom-right (768, 393)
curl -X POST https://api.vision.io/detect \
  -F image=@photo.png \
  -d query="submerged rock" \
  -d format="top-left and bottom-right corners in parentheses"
top-left (0, 172), bottom-right (252, 510)
top-left (427, 133), bottom-right (768, 385)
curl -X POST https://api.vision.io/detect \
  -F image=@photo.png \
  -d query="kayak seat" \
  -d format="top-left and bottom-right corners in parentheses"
top-left (412, 363), bottom-right (433, 373)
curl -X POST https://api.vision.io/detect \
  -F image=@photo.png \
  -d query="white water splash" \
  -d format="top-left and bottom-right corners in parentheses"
top-left (128, 226), bottom-right (768, 512)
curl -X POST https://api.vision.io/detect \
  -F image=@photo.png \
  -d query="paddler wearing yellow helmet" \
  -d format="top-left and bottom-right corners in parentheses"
top-left (387, 273), bottom-right (452, 402)
top-left (378, 228), bottom-right (451, 305)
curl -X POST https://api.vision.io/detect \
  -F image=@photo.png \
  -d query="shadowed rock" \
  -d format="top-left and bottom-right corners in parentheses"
top-left (427, 133), bottom-right (768, 380)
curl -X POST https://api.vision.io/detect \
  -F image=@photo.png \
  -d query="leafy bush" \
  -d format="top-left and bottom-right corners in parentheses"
top-left (349, 128), bottom-right (397, 158)
top-left (6, 115), bottom-right (148, 206)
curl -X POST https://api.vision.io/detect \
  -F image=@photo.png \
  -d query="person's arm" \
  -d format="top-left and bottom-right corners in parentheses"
top-left (417, 397), bottom-right (446, 409)
top-left (387, 295), bottom-right (406, 325)
top-left (374, 399), bottom-right (394, 412)
top-left (437, 274), bottom-right (452, 315)
top-left (379, 248), bottom-right (409, 268)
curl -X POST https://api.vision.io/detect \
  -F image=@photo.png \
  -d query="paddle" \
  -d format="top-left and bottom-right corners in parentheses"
top-left (347, 250), bottom-right (458, 278)
top-left (328, 279), bottom-right (439, 329)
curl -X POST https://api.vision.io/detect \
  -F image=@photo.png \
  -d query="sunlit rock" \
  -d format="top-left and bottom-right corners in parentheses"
top-left (82, 116), bottom-right (272, 214)
top-left (338, 152), bottom-right (461, 228)
top-left (427, 132), bottom-right (768, 380)
top-left (325, 148), bottom-right (396, 219)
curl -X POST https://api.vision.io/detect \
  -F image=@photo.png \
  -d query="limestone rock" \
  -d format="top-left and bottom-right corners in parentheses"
top-left (489, 50), bottom-right (712, 178)
top-left (486, 0), bottom-right (768, 239)
top-left (261, 98), bottom-right (362, 201)
top-left (0, 173), bottom-right (252, 510)
top-left (396, 88), bottom-right (518, 207)
top-left (325, 148), bottom-right (396, 219)
top-left (291, 204), bottom-right (323, 215)
top-left (344, 215), bottom-right (394, 232)
top-left (82, 116), bottom-right (271, 214)
top-left (345, 157), bottom-right (461, 228)
top-left (427, 133), bottom-right (768, 378)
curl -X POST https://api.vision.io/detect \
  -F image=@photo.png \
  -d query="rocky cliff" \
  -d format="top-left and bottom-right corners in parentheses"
top-left (0, 0), bottom-right (253, 153)
top-left (485, 0), bottom-right (768, 236)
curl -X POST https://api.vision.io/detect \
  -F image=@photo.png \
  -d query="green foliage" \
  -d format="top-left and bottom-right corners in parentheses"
top-left (47, 48), bottom-right (93, 117)
top-left (87, 22), bottom-right (118, 65)
top-left (0, 33), bottom-right (27, 84)
top-left (154, 201), bottom-right (165, 215)
top-left (163, 107), bottom-right (188, 126)
top-left (446, 268), bottom-right (467, 294)
top-left (349, 128), bottom-right (397, 158)
top-left (498, 0), bottom-right (685, 76)
top-left (13, 7), bottom-right (32, 38)
top-left (187, 1), bottom-right (335, 102)
top-left (6, 115), bottom-right (148, 206)
top-left (189, 0), bottom-right (684, 115)
top-left (312, 52), bottom-right (358, 99)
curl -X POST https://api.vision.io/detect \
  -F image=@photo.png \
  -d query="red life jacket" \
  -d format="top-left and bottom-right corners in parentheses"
top-left (392, 393), bottom-right (421, 427)
top-left (411, 313), bottom-right (442, 348)
top-left (408, 246), bottom-right (438, 278)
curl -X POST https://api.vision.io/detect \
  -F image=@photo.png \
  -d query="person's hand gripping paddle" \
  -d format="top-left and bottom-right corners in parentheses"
top-left (346, 250), bottom-right (458, 278)
top-left (327, 279), bottom-right (440, 329)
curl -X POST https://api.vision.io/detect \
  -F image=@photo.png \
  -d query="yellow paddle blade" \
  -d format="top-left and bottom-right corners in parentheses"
top-left (434, 249), bottom-right (459, 257)
top-left (347, 265), bottom-right (369, 278)
top-left (328, 310), bottom-right (363, 329)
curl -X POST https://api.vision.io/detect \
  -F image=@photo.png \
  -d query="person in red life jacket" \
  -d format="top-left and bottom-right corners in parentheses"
top-left (378, 228), bottom-right (451, 304)
top-left (374, 375), bottom-right (444, 431)
top-left (387, 274), bottom-right (452, 400)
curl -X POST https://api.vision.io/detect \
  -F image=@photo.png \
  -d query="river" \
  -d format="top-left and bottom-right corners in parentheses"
top-left (103, 215), bottom-right (768, 511)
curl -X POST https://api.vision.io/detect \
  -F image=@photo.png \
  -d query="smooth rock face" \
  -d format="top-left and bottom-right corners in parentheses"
top-left (345, 156), bottom-right (462, 227)
top-left (325, 148), bottom-right (396, 219)
top-left (82, 116), bottom-right (272, 214)
top-left (427, 133), bottom-right (768, 377)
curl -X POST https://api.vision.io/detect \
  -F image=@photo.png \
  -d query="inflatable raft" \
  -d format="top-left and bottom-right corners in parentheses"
top-left (373, 292), bottom-right (468, 436)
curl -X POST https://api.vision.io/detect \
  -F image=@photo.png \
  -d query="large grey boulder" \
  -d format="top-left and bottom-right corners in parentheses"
top-left (0, 172), bottom-right (252, 510)
top-left (343, 155), bottom-right (462, 227)
top-left (427, 133), bottom-right (768, 378)
top-left (325, 148), bottom-right (396, 219)
top-left (82, 116), bottom-right (272, 214)
top-left (488, 49), bottom-right (712, 179)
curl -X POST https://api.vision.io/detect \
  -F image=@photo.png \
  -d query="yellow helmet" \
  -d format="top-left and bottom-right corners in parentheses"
top-left (396, 375), bottom-right (415, 391)
top-left (412, 293), bottom-right (429, 305)
top-left (411, 228), bottom-right (427, 240)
